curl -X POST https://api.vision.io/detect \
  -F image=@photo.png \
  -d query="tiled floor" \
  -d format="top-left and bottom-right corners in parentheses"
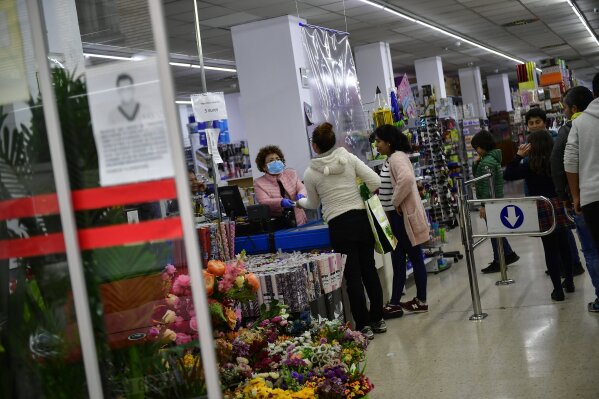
top-left (367, 211), bottom-right (599, 399)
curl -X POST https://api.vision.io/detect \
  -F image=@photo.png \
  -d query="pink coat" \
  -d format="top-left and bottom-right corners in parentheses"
top-left (388, 151), bottom-right (430, 246)
top-left (253, 169), bottom-right (308, 226)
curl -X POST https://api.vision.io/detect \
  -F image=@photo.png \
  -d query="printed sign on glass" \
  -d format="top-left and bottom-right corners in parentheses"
top-left (85, 57), bottom-right (174, 186)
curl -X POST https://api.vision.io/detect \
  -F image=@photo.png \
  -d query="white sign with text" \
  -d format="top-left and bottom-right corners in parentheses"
top-left (86, 57), bottom-right (174, 186)
top-left (191, 92), bottom-right (228, 122)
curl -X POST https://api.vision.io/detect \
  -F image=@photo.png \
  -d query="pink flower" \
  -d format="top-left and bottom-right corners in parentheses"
top-left (174, 316), bottom-right (186, 330)
top-left (161, 272), bottom-right (170, 281)
top-left (176, 333), bottom-right (192, 345)
top-left (176, 274), bottom-right (191, 287)
top-left (148, 326), bottom-right (160, 337)
top-left (190, 317), bottom-right (198, 331)
top-left (165, 264), bottom-right (176, 275)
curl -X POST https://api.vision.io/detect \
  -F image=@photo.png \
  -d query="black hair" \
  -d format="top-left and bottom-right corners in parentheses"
top-left (563, 86), bottom-right (594, 112)
top-left (372, 124), bottom-right (412, 153)
top-left (593, 72), bottom-right (599, 98)
top-left (471, 130), bottom-right (496, 152)
top-left (312, 122), bottom-right (336, 153)
top-left (527, 130), bottom-right (553, 176)
top-left (116, 73), bottom-right (134, 86)
top-left (525, 107), bottom-right (547, 124)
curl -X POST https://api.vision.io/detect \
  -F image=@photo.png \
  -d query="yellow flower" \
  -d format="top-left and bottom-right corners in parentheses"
top-left (225, 307), bottom-right (238, 330)
top-left (161, 309), bottom-right (177, 324)
top-left (161, 328), bottom-right (177, 343)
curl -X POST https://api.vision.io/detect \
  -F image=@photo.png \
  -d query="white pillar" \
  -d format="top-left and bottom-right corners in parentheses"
top-left (42, 0), bottom-right (85, 72)
top-left (414, 56), bottom-right (446, 99)
top-left (458, 66), bottom-right (487, 119)
top-left (354, 42), bottom-right (395, 113)
top-left (232, 15), bottom-right (312, 179)
top-left (487, 73), bottom-right (513, 113)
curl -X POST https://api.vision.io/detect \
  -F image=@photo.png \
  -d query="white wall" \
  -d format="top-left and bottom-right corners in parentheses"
top-left (354, 42), bottom-right (395, 113)
top-left (224, 93), bottom-right (246, 142)
top-left (232, 15), bottom-right (312, 179)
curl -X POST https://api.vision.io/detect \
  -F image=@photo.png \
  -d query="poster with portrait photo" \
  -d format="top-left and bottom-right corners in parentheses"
top-left (85, 57), bottom-right (174, 186)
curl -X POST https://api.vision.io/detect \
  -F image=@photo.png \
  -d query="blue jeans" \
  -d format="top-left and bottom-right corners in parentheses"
top-left (573, 213), bottom-right (599, 299)
top-left (491, 237), bottom-right (514, 261)
top-left (566, 229), bottom-right (581, 265)
top-left (388, 212), bottom-right (427, 304)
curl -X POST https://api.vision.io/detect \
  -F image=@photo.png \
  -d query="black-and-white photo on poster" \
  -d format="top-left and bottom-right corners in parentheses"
top-left (86, 57), bottom-right (174, 186)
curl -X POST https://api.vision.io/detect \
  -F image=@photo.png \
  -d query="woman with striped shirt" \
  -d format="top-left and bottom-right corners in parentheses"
top-left (372, 125), bottom-right (430, 318)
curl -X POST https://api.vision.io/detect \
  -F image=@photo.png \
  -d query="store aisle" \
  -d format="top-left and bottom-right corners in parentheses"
top-left (366, 217), bottom-right (599, 399)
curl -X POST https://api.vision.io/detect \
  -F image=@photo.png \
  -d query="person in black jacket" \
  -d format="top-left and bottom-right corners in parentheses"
top-left (504, 130), bottom-right (575, 301)
top-left (551, 86), bottom-right (599, 311)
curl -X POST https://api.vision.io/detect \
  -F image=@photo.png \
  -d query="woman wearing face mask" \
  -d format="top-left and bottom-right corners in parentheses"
top-left (253, 145), bottom-right (308, 226)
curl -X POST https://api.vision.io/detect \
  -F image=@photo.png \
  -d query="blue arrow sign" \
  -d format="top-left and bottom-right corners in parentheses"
top-left (500, 205), bottom-right (524, 229)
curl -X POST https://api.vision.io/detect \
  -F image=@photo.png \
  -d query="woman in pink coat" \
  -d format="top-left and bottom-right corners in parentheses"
top-left (372, 125), bottom-right (430, 318)
top-left (253, 145), bottom-right (308, 226)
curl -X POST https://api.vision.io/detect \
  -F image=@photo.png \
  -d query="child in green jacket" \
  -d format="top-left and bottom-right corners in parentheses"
top-left (471, 130), bottom-right (520, 273)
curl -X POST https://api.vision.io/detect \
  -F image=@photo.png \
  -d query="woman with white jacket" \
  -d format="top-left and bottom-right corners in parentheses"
top-left (299, 123), bottom-right (385, 340)
top-left (372, 125), bottom-right (430, 318)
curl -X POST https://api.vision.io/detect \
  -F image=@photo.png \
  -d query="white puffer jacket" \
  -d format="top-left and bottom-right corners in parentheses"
top-left (301, 147), bottom-right (381, 222)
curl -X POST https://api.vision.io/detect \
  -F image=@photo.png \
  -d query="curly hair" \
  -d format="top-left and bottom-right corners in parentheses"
top-left (527, 130), bottom-right (553, 176)
top-left (255, 145), bottom-right (285, 173)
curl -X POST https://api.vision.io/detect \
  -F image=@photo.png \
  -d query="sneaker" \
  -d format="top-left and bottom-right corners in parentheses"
top-left (562, 280), bottom-right (575, 293)
top-left (588, 299), bottom-right (599, 313)
top-left (551, 289), bottom-right (565, 302)
top-left (481, 261), bottom-right (500, 274)
top-left (400, 297), bottom-right (429, 313)
top-left (360, 326), bottom-right (374, 340)
top-left (371, 319), bottom-right (387, 334)
top-left (383, 303), bottom-right (404, 319)
top-left (505, 252), bottom-right (520, 266)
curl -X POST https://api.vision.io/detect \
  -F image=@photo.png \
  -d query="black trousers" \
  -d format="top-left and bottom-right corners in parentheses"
top-left (328, 209), bottom-right (383, 330)
top-left (583, 201), bottom-right (599, 252)
top-left (540, 229), bottom-right (573, 292)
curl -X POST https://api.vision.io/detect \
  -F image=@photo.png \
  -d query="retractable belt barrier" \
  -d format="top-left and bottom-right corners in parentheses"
top-left (456, 174), bottom-right (556, 321)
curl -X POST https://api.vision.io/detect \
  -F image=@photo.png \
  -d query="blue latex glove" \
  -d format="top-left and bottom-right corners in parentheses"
top-left (296, 194), bottom-right (306, 200)
top-left (281, 198), bottom-right (295, 208)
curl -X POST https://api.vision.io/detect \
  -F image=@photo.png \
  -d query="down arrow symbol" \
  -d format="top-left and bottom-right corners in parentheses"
top-left (504, 206), bottom-right (521, 228)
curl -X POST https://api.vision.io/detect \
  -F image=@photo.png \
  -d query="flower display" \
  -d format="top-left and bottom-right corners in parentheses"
top-left (147, 259), bottom-right (373, 399)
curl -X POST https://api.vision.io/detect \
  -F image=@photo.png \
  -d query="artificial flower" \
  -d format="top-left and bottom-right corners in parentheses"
top-left (161, 329), bottom-right (177, 343)
top-left (161, 309), bottom-right (177, 325)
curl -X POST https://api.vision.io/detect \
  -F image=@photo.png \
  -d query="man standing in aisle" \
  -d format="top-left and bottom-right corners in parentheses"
top-left (565, 73), bottom-right (599, 282)
top-left (552, 86), bottom-right (599, 312)
top-left (526, 107), bottom-right (584, 276)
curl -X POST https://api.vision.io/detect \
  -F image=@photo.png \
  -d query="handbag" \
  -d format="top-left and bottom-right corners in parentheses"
top-left (358, 180), bottom-right (397, 254)
top-left (277, 180), bottom-right (297, 228)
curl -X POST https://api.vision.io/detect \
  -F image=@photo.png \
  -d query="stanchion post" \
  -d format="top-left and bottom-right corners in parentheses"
top-left (456, 178), bottom-right (488, 321)
top-left (488, 176), bottom-right (515, 286)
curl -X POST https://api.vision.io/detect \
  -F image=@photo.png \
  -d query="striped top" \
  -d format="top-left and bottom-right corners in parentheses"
top-left (379, 161), bottom-right (395, 212)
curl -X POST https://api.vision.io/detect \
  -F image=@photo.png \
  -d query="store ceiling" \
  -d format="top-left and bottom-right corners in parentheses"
top-left (77, 0), bottom-right (599, 99)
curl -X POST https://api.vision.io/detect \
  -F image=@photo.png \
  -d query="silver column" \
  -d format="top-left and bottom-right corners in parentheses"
top-left (456, 178), bottom-right (488, 321)
top-left (488, 175), bottom-right (515, 286)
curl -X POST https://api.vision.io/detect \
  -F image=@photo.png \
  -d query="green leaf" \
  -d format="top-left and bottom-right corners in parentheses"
top-left (209, 301), bottom-right (226, 322)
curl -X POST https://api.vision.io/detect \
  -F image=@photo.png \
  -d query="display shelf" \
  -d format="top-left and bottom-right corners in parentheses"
top-left (223, 173), bottom-right (253, 182)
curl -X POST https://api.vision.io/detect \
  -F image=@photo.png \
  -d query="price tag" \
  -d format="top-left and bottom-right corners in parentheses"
top-left (191, 92), bottom-right (228, 122)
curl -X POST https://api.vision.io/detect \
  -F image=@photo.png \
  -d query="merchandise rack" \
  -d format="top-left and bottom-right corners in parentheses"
top-left (417, 116), bottom-right (456, 227)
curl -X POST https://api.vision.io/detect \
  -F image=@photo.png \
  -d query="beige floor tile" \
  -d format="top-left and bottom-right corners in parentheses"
top-left (367, 208), bottom-right (599, 399)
